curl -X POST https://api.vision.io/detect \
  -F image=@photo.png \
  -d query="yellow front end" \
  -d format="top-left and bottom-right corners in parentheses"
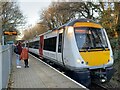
top-left (80, 49), bottom-right (110, 66)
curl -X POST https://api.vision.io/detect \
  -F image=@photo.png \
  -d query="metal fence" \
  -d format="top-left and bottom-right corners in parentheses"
top-left (0, 45), bottom-right (13, 90)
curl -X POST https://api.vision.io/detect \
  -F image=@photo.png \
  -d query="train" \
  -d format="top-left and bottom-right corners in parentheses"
top-left (25, 18), bottom-right (114, 87)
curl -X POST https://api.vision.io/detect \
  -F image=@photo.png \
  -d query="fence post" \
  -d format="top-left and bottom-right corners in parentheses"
top-left (8, 46), bottom-right (10, 74)
top-left (0, 46), bottom-right (2, 90)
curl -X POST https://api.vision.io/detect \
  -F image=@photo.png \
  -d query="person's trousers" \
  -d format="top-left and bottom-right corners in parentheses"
top-left (16, 54), bottom-right (20, 66)
top-left (24, 59), bottom-right (28, 66)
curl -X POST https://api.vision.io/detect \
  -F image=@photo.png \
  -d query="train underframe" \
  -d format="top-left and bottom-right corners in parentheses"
top-left (90, 67), bottom-right (115, 84)
top-left (69, 66), bottom-right (115, 87)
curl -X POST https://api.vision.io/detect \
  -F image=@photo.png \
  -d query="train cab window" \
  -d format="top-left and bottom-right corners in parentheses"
top-left (58, 33), bottom-right (62, 53)
top-left (74, 27), bottom-right (108, 51)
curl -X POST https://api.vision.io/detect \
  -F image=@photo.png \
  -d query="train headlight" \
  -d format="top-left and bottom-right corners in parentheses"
top-left (77, 59), bottom-right (85, 64)
top-left (101, 79), bottom-right (106, 83)
top-left (68, 26), bottom-right (74, 34)
top-left (100, 76), bottom-right (107, 83)
top-left (77, 59), bottom-right (81, 63)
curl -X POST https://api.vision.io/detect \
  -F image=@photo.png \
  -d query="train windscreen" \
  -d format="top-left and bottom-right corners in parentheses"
top-left (74, 27), bottom-right (108, 51)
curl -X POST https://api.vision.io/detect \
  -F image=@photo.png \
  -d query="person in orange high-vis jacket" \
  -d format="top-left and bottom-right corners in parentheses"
top-left (20, 47), bottom-right (29, 68)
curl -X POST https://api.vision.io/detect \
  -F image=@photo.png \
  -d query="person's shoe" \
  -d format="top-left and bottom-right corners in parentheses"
top-left (19, 66), bottom-right (21, 68)
top-left (17, 66), bottom-right (21, 68)
top-left (24, 66), bottom-right (27, 68)
top-left (27, 66), bottom-right (29, 68)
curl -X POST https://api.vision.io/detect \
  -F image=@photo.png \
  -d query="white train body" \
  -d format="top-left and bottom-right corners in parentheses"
top-left (28, 19), bottom-right (114, 86)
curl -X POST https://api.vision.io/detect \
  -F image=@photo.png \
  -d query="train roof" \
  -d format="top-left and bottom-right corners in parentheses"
top-left (38, 18), bottom-right (100, 36)
top-left (66, 18), bottom-right (97, 26)
top-left (57, 18), bottom-right (98, 30)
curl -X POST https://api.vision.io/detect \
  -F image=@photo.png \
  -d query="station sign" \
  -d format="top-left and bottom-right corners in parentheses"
top-left (4, 31), bottom-right (17, 35)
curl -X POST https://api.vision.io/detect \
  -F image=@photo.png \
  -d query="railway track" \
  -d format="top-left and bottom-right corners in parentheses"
top-left (89, 83), bottom-right (109, 90)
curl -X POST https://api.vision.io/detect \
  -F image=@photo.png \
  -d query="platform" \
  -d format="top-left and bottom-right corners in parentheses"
top-left (10, 53), bottom-right (87, 88)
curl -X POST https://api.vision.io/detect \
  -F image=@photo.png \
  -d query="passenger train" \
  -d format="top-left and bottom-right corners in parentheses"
top-left (26, 19), bottom-right (114, 86)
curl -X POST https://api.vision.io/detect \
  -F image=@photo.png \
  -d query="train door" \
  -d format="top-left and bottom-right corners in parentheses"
top-left (39, 35), bottom-right (44, 59)
top-left (57, 28), bottom-right (65, 65)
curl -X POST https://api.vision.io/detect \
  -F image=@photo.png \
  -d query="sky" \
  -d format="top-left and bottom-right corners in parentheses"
top-left (17, 0), bottom-right (51, 27)
top-left (16, 0), bottom-right (51, 39)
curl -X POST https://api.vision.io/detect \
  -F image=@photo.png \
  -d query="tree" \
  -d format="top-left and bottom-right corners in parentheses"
top-left (0, 2), bottom-right (3, 45)
top-left (99, 3), bottom-right (117, 38)
top-left (22, 22), bottom-right (48, 40)
top-left (99, 2), bottom-right (120, 82)
top-left (40, 2), bottom-right (100, 30)
top-left (1, 2), bottom-right (25, 44)
top-left (114, 3), bottom-right (120, 79)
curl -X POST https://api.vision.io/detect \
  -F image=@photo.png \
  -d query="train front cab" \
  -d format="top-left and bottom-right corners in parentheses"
top-left (64, 20), bottom-right (114, 86)
top-left (75, 22), bottom-right (114, 85)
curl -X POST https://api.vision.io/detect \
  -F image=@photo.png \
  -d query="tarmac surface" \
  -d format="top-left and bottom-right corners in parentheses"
top-left (9, 53), bottom-right (87, 89)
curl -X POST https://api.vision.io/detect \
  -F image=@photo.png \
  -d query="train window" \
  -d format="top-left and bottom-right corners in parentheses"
top-left (58, 33), bottom-right (62, 53)
top-left (26, 43), bottom-right (29, 47)
top-left (44, 37), bottom-right (57, 52)
top-left (29, 41), bottom-right (39, 49)
top-left (33, 41), bottom-right (39, 49)
top-left (29, 42), bottom-right (33, 48)
top-left (75, 27), bottom-right (108, 51)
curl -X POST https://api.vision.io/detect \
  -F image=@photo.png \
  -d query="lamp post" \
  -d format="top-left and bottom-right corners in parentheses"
top-left (0, 2), bottom-right (5, 45)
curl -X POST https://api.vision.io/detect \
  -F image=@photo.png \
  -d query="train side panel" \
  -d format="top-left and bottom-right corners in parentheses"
top-left (56, 28), bottom-right (64, 66)
top-left (43, 30), bottom-right (58, 63)
top-left (103, 29), bottom-right (114, 67)
top-left (29, 48), bottom-right (39, 55)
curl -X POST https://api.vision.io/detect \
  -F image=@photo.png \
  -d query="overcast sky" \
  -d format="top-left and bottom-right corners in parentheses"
top-left (16, 0), bottom-right (51, 39)
top-left (17, 0), bottom-right (51, 27)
